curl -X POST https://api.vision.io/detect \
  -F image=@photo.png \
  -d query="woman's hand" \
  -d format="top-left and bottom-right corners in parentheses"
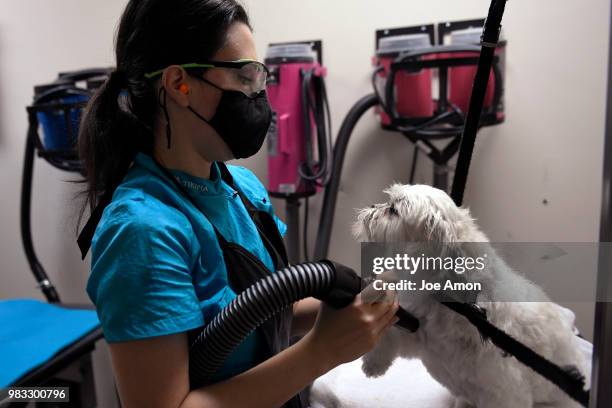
top-left (304, 289), bottom-right (400, 370)
top-left (292, 298), bottom-right (322, 337)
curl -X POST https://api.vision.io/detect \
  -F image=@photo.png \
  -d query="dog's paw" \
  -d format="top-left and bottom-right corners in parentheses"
top-left (562, 364), bottom-right (586, 385)
top-left (361, 354), bottom-right (392, 378)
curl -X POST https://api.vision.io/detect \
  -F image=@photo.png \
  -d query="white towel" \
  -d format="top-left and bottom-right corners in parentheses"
top-left (310, 358), bottom-right (455, 408)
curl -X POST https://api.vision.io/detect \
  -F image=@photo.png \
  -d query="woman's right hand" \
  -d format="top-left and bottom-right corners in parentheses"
top-left (304, 289), bottom-right (400, 370)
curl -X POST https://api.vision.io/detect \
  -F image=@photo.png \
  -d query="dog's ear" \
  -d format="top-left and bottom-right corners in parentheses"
top-left (382, 183), bottom-right (406, 200)
top-left (353, 207), bottom-right (372, 241)
top-left (425, 210), bottom-right (458, 244)
top-left (424, 211), bottom-right (462, 258)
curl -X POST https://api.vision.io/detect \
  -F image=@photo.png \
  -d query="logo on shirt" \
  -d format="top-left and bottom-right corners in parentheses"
top-left (177, 178), bottom-right (209, 194)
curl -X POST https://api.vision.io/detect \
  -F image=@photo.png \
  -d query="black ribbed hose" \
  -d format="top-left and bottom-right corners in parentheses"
top-left (313, 94), bottom-right (380, 260)
top-left (189, 260), bottom-right (419, 387)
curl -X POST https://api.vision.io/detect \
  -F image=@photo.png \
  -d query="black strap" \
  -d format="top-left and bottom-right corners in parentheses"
top-left (450, 0), bottom-right (507, 207)
top-left (216, 161), bottom-right (288, 269)
top-left (438, 296), bottom-right (589, 407)
top-left (77, 187), bottom-right (117, 259)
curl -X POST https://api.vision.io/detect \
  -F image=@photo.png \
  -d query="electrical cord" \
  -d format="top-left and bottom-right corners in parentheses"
top-left (372, 65), bottom-right (389, 115)
top-left (298, 68), bottom-right (333, 185)
top-left (303, 196), bottom-right (310, 261)
top-left (298, 66), bottom-right (334, 261)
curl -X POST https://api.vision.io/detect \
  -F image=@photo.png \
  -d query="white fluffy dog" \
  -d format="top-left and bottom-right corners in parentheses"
top-left (354, 184), bottom-right (588, 408)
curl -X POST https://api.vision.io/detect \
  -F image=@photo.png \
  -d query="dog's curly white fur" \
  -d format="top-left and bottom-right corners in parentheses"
top-left (355, 184), bottom-right (588, 408)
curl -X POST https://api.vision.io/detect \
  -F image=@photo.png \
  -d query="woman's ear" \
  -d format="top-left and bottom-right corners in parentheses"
top-left (161, 65), bottom-right (191, 108)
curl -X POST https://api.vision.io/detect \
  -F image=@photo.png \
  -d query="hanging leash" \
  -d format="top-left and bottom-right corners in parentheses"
top-left (451, 0), bottom-right (506, 207)
top-left (444, 1), bottom-right (590, 405)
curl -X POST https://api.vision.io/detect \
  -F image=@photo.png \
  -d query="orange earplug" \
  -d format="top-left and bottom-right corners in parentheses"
top-left (179, 83), bottom-right (190, 95)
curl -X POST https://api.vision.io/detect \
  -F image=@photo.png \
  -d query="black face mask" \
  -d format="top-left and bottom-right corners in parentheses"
top-left (187, 77), bottom-right (272, 159)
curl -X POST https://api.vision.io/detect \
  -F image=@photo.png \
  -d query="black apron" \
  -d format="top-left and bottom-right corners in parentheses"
top-left (153, 160), bottom-right (304, 408)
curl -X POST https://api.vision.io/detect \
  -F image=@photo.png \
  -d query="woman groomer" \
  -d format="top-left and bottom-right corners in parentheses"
top-left (78, 1), bottom-right (399, 407)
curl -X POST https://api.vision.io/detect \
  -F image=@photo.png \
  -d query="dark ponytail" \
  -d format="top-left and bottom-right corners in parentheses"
top-left (79, 0), bottom-right (251, 215)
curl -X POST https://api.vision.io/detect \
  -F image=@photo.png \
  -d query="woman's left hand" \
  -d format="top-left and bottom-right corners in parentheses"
top-left (292, 297), bottom-right (321, 337)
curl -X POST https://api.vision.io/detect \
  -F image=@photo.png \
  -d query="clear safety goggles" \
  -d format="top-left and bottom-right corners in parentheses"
top-left (145, 59), bottom-right (270, 98)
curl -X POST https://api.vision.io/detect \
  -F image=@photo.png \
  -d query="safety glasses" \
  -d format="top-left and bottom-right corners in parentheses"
top-left (145, 59), bottom-right (270, 98)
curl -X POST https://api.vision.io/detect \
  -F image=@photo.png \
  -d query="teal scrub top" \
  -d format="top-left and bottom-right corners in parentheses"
top-left (86, 152), bottom-right (287, 382)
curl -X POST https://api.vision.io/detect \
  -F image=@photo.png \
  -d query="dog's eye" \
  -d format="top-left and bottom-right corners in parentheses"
top-left (388, 205), bottom-right (398, 216)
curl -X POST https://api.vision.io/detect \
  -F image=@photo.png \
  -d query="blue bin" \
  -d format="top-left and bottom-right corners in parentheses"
top-left (36, 94), bottom-right (89, 151)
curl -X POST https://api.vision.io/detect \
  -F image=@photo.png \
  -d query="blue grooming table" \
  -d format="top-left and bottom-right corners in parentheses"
top-left (0, 298), bottom-right (101, 388)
